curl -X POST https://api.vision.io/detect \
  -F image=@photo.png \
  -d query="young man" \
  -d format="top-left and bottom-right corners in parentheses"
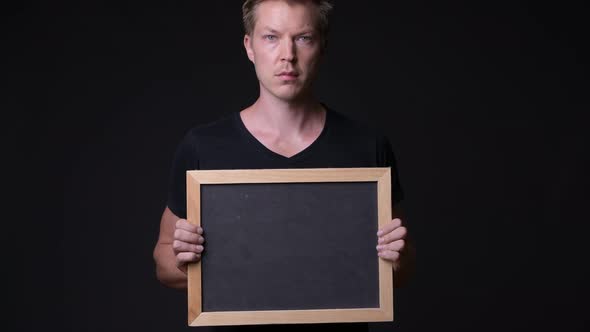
top-left (153, 0), bottom-right (415, 329)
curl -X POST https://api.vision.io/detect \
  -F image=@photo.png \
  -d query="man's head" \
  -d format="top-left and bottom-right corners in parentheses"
top-left (242, 0), bottom-right (334, 102)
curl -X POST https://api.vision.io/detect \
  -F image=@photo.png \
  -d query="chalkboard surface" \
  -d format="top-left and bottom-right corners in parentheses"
top-left (186, 168), bottom-right (393, 326)
top-left (201, 182), bottom-right (379, 312)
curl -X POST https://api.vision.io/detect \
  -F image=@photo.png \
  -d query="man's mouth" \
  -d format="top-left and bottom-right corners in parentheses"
top-left (277, 71), bottom-right (299, 78)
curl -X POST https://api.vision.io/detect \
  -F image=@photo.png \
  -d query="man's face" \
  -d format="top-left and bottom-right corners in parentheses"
top-left (244, 0), bottom-right (323, 102)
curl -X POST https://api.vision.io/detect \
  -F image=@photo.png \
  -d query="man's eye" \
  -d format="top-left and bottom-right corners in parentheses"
top-left (264, 35), bottom-right (277, 41)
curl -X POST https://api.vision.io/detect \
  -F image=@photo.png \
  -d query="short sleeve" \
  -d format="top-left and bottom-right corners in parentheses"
top-left (377, 135), bottom-right (405, 206)
top-left (166, 131), bottom-right (199, 219)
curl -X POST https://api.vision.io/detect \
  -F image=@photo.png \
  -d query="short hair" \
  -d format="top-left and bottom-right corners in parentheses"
top-left (242, 0), bottom-right (334, 49)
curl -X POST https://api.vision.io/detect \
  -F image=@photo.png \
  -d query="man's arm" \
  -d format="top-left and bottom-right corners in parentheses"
top-left (153, 207), bottom-right (204, 289)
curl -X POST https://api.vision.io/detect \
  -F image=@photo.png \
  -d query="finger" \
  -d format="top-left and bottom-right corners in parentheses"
top-left (176, 252), bottom-right (201, 266)
top-left (174, 228), bottom-right (205, 244)
top-left (378, 226), bottom-right (407, 244)
top-left (176, 219), bottom-right (203, 234)
top-left (172, 240), bottom-right (204, 254)
top-left (378, 250), bottom-right (400, 262)
top-left (377, 239), bottom-right (405, 252)
top-left (377, 218), bottom-right (402, 236)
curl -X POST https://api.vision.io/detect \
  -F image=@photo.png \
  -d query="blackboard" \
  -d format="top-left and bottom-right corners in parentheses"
top-left (186, 168), bottom-right (394, 326)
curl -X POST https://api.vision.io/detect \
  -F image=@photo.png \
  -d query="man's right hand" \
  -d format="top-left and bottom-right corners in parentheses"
top-left (173, 219), bottom-right (205, 273)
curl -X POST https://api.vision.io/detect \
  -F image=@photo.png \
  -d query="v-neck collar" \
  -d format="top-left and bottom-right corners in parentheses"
top-left (233, 106), bottom-right (331, 163)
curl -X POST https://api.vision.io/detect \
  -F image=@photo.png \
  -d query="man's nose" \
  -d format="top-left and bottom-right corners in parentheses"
top-left (280, 38), bottom-right (296, 62)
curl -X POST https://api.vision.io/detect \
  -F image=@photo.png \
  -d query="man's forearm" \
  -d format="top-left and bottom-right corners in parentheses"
top-left (153, 243), bottom-right (188, 289)
top-left (389, 204), bottom-right (414, 287)
top-left (393, 239), bottom-right (416, 287)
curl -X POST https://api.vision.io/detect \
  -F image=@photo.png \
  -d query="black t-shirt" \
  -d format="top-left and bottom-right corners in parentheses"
top-left (166, 107), bottom-right (404, 332)
top-left (168, 107), bottom-right (403, 218)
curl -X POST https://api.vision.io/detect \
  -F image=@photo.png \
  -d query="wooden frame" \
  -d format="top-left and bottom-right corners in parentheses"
top-left (186, 167), bottom-right (393, 326)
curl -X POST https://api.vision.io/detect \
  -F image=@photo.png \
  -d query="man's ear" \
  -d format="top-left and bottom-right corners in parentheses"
top-left (244, 34), bottom-right (255, 63)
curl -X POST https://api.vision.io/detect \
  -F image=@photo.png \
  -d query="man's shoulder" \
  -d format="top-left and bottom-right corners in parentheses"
top-left (328, 108), bottom-right (387, 142)
top-left (182, 111), bottom-right (239, 143)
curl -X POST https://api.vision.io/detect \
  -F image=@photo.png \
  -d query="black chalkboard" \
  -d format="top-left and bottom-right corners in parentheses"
top-left (201, 182), bottom-right (379, 311)
top-left (185, 168), bottom-right (393, 326)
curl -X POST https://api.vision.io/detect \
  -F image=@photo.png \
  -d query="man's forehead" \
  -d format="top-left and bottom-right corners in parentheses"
top-left (253, 1), bottom-right (319, 33)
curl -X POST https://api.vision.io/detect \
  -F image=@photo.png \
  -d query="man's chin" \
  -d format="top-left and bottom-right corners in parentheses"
top-left (272, 86), bottom-right (310, 102)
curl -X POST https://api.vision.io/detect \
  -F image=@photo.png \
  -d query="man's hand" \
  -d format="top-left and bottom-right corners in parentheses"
top-left (376, 218), bottom-right (407, 271)
top-left (173, 219), bottom-right (205, 273)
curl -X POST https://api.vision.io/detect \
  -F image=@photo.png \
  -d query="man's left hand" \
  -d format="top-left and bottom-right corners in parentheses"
top-left (376, 218), bottom-right (407, 270)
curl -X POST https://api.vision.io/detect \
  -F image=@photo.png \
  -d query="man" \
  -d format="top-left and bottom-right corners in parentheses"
top-left (153, 0), bottom-right (415, 330)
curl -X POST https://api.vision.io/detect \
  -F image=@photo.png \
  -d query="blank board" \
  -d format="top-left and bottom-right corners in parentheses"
top-left (185, 168), bottom-right (393, 326)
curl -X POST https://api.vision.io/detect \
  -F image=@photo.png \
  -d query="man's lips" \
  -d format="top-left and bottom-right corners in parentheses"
top-left (277, 71), bottom-right (299, 78)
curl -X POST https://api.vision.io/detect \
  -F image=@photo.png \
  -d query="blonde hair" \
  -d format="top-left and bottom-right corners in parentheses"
top-left (242, 0), bottom-right (334, 49)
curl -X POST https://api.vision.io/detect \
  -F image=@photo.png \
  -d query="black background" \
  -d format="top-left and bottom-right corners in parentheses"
top-left (7, 0), bottom-right (588, 331)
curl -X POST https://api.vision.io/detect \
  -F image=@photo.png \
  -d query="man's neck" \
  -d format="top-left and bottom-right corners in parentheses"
top-left (244, 91), bottom-right (325, 138)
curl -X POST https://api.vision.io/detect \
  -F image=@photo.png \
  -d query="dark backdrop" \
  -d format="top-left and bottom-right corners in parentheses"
top-left (7, 1), bottom-right (588, 331)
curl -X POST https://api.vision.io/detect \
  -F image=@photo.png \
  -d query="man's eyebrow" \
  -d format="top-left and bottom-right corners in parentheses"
top-left (260, 27), bottom-right (315, 35)
top-left (295, 30), bottom-right (315, 35)
top-left (261, 26), bottom-right (280, 34)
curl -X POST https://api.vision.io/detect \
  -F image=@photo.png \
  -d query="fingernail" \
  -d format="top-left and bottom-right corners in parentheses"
top-left (377, 230), bottom-right (383, 236)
